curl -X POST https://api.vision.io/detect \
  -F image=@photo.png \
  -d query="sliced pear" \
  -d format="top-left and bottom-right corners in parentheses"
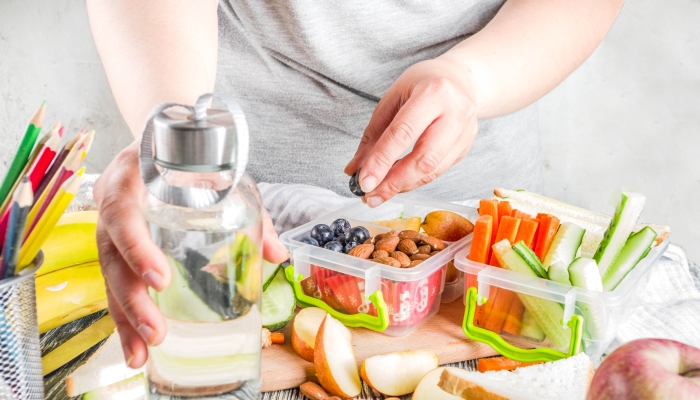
top-left (371, 216), bottom-right (422, 231)
top-left (360, 350), bottom-right (439, 396)
top-left (412, 367), bottom-right (464, 400)
top-left (291, 307), bottom-right (328, 362)
top-left (314, 315), bottom-right (361, 398)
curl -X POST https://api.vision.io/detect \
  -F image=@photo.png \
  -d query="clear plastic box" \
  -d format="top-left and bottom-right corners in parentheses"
top-left (279, 194), bottom-right (478, 336)
top-left (453, 237), bottom-right (669, 361)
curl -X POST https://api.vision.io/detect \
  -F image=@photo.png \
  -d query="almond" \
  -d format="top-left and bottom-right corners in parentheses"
top-left (371, 250), bottom-right (389, 259)
top-left (430, 250), bottom-right (442, 256)
top-left (409, 260), bottom-right (424, 268)
top-left (397, 239), bottom-right (419, 255)
top-left (375, 230), bottom-right (399, 242)
top-left (300, 382), bottom-right (328, 400)
top-left (398, 230), bottom-right (424, 243)
top-left (410, 253), bottom-right (430, 261)
top-left (364, 237), bottom-right (375, 245)
top-left (417, 244), bottom-right (432, 255)
top-left (348, 243), bottom-right (374, 259)
top-left (374, 256), bottom-right (401, 268)
top-left (421, 236), bottom-right (445, 251)
top-left (389, 251), bottom-right (411, 268)
top-left (375, 236), bottom-right (400, 252)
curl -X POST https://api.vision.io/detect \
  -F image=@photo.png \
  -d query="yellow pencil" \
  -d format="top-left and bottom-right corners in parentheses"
top-left (17, 168), bottom-right (84, 271)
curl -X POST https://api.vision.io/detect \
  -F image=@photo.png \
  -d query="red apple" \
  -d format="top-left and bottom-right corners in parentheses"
top-left (588, 338), bottom-right (700, 400)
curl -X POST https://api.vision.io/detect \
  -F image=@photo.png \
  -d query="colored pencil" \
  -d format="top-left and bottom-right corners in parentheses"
top-left (25, 146), bottom-right (84, 236)
top-left (0, 102), bottom-right (46, 204)
top-left (27, 127), bottom-right (61, 191)
top-left (1, 178), bottom-right (33, 279)
top-left (17, 169), bottom-right (84, 271)
top-left (34, 127), bottom-right (84, 199)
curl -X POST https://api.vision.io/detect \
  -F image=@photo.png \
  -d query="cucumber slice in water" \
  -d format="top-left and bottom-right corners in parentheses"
top-left (519, 309), bottom-right (546, 342)
top-left (602, 226), bottom-right (656, 291)
top-left (262, 268), bottom-right (295, 331)
top-left (568, 257), bottom-right (605, 342)
top-left (512, 241), bottom-right (548, 279)
top-left (493, 240), bottom-right (570, 351)
top-left (262, 261), bottom-right (282, 291)
top-left (548, 261), bottom-right (571, 285)
top-left (594, 192), bottom-right (646, 276)
top-left (154, 257), bottom-right (222, 322)
top-left (542, 222), bottom-right (585, 271)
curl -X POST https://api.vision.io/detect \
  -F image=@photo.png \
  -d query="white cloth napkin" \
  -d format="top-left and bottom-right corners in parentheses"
top-left (258, 182), bottom-right (700, 355)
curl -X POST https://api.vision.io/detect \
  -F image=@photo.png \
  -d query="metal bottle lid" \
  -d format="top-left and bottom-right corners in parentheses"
top-left (152, 108), bottom-right (237, 172)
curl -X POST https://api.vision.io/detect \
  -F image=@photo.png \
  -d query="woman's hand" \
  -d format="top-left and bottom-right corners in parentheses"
top-left (344, 58), bottom-right (479, 207)
top-left (93, 141), bottom-right (289, 368)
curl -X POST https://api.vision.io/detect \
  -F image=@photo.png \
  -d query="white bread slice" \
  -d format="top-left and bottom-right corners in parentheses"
top-left (437, 353), bottom-right (594, 400)
top-left (66, 331), bottom-right (143, 396)
top-left (492, 188), bottom-right (670, 256)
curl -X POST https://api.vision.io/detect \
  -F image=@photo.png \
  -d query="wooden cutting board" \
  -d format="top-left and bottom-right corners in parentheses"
top-left (261, 300), bottom-right (532, 392)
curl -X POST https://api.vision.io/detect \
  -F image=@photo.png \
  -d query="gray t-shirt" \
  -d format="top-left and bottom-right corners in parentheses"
top-left (216, 0), bottom-right (543, 201)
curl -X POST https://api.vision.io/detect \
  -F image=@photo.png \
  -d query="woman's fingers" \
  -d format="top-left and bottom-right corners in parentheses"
top-left (262, 209), bottom-right (289, 264)
top-left (106, 286), bottom-right (148, 368)
top-left (97, 223), bottom-right (167, 348)
top-left (95, 148), bottom-right (171, 292)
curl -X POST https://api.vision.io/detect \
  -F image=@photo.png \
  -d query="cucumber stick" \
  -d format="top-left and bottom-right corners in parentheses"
top-left (594, 192), bottom-right (646, 276)
top-left (493, 240), bottom-right (570, 351)
top-left (262, 261), bottom-right (281, 291)
top-left (548, 261), bottom-right (571, 285)
top-left (519, 309), bottom-right (546, 342)
top-left (568, 258), bottom-right (605, 342)
top-left (262, 268), bottom-right (295, 331)
top-left (542, 222), bottom-right (585, 271)
top-left (512, 241), bottom-right (548, 279)
top-left (602, 226), bottom-right (656, 291)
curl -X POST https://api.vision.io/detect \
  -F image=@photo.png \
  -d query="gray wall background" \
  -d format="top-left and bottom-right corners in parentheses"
top-left (1, 0), bottom-right (698, 262)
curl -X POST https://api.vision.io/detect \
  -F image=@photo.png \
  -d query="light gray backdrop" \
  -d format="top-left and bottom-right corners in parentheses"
top-left (1, 0), bottom-right (698, 263)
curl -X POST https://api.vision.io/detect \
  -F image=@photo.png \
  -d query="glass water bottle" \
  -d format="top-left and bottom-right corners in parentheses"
top-left (139, 94), bottom-right (263, 397)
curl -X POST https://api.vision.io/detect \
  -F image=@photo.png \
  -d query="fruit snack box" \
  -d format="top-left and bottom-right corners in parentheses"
top-left (279, 194), bottom-right (477, 336)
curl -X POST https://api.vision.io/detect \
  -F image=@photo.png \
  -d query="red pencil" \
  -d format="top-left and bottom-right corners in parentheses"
top-left (33, 128), bottom-right (84, 200)
top-left (27, 128), bottom-right (60, 191)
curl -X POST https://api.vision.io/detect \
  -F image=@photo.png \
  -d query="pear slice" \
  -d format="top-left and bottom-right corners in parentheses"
top-left (360, 350), bottom-right (439, 396)
top-left (291, 307), bottom-right (328, 362)
top-left (314, 315), bottom-right (361, 398)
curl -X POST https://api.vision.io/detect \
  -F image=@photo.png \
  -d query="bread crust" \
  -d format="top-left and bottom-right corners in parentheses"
top-left (437, 369), bottom-right (509, 400)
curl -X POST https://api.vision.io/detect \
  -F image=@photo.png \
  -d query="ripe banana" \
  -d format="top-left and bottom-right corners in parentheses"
top-left (36, 261), bottom-right (107, 333)
top-left (42, 314), bottom-right (115, 375)
top-left (37, 210), bottom-right (99, 277)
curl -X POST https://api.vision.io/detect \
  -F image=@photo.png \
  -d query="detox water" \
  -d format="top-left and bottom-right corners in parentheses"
top-left (142, 171), bottom-right (264, 398)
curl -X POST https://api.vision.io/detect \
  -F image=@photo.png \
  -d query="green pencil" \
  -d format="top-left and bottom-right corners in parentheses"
top-left (0, 102), bottom-right (46, 204)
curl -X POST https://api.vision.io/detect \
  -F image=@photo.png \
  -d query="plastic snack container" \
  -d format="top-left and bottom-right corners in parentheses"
top-left (279, 195), bottom-right (477, 336)
top-left (453, 237), bottom-right (670, 361)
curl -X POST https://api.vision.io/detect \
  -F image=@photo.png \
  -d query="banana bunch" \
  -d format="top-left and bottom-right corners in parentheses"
top-left (35, 210), bottom-right (112, 376)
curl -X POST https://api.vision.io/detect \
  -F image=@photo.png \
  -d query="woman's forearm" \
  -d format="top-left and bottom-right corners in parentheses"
top-left (441, 0), bottom-right (624, 119)
top-left (87, 0), bottom-right (219, 137)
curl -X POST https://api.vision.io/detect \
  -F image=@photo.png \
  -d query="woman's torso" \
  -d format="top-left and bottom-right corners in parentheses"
top-left (216, 0), bottom-right (543, 201)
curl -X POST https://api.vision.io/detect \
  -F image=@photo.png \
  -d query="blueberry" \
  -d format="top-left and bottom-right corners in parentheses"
top-left (345, 226), bottom-right (369, 244)
top-left (330, 218), bottom-right (352, 237)
top-left (335, 235), bottom-right (346, 246)
top-left (324, 241), bottom-right (344, 252)
top-left (301, 237), bottom-right (319, 246)
top-left (311, 224), bottom-right (334, 245)
top-left (344, 241), bottom-right (359, 254)
top-left (349, 169), bottom-right (365, 196)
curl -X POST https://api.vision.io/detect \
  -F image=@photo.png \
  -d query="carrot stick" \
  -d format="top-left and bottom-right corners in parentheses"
top-left (270, 332), bottom-right (285, 344)
top-left (477, 356), bottom-right (544, 373)
top-left (479, 199), bottom-right (499, 245)
top-left (514, 219), bottom-right (539, 250)
top-left (511, 209), bottom-right (532, 220)
top-left (534, 215), bottom-right (560, 261)
top-left (483, 290), bottom-right (515, 334)
top-left (501, 296), bottom-right (525, 336)
top-left (467, 215), bottom-right (493, 290)
top-left (488, 217), bottom-right (521, 267)
top-left (497, 201), bottom-right (513, 225)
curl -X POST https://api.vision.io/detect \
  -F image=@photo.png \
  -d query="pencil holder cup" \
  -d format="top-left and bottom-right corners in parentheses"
top-left (0, 253), bottom-right (44, 399)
